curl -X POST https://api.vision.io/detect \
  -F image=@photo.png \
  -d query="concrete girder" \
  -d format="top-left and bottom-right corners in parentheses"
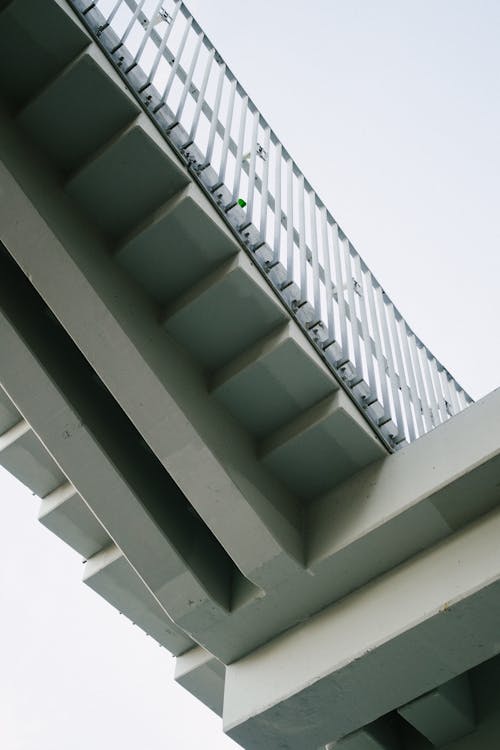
top-left (0, 418), bottom-right (66, 497)
top-left (66, 119), bottom-right (189, 241)
top-left (115, 182), bottom-right (240, 306)
top-left (17, 45), bottom-right (140, 175)
top-left (161, 252), bottom-right (289, 373)
top-left (260, 390), bottom-right (385, 499)
top-left (2, 110), bottom-right (500, 664)
top-left (307, 387), bottom-right (500, 572)
top-left (326, 720), bottom-right (400, 750)
top-left (0, 0), bottom-right (388, 669)
top-left (398, 674), bottom-right (475, 747)
top-left (0, 275), bottom-right (233, 641)
top-left (224, 505), bottom-right (500, 749)
top-left (0, 108), bottom-right (307, 606)
top-left (38, 482), bottom-right (112, 560)
top-left (174, 645), bottom-right (226, 717)
top-left (1, 2), bottom-right (500, 747)
top-left (0, 0), bottom-right (90, 110)
top-left (210, 322), bottom-right (338, 440)
top-left (0, 384), bottom-right (22, 432)
top-left (84, 543), bottom-right (194, 656)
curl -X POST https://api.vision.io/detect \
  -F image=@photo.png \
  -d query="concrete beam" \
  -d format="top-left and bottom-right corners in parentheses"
top-left (260, 391), bottom-right (385, 499)
top-left (175, 645), bottom-right (225, 716)
top-left (17, 45), bottom-right (140, 174)
top-left (115, 182), bottom-right (240, 305)
top-left (38, 481), bottom-right (111, 559)
top-left (0, 0), bottom-right (90, 110)
top-left (3, 109), bottom-right (500, 661)
top-left (0, 384), bottom-right (21, 433)
top-left (162, 252), bottom-right (288, 373)
top-left (398, 674), bottom-right (475, 747)
top-left (84, 543), bottom-right (193, 656)
top-left (65, 119), bottom-right (189, 240)
top-left (3, 114), bottom-right (500, 663)
top-left (301, 388), bottom-right (500, 642)
top-left (326, 720), bottom-right (400, 749)
top-left (0, 418), bottom-right (66, 497)
top-left (0, 256), bottom-right (231, 643)
top-left (224, 506), bottom-right (500, 750)
top-left (210, 322), bottom-right (338, 440)
top-left (3, 10), bottom-right (500, 672)
top-left (0, 111), bottom-right (305, 603)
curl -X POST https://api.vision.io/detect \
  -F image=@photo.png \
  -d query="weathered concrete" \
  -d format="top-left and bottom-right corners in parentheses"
top-left (224, 506), bottom-right (500, 748)
top-left (84, 543), bottom-right (193, 655)
top-left (326, 720), bottom-right (400, 750)
top-left (0, 418), bottom-right (65, 497)
top-left (398, 674), bottom-right (475, 747)
top-left (175, 646), bottom-right (225, 716)
top-left (0, 81), bottom-right (391, 661)
top-left (1, 2), bottom-right (500, 748)
top-left (39, 482), bottom-right (111, 559)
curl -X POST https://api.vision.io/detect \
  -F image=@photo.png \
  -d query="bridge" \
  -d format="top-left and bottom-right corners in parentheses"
top-left (0, 1), bottom-right (499, 748)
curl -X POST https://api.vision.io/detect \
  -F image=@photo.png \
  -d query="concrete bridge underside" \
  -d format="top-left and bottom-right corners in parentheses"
top-left (1, 1), bottom-right (500, 748)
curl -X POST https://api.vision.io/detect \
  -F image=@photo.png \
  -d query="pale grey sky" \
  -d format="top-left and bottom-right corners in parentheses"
top-left (1, 2), bottom-right (499, 748)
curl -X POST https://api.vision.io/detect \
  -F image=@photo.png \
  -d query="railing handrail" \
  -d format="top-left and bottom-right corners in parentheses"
top-left (71, 0), bottom-right (473, 447)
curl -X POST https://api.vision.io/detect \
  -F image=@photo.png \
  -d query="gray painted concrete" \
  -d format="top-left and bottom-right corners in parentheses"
top-left (39, 483), bottom-right (111, 560)
top-left (1, 1), bottom-right (500, 748)
top-left (175, 646), bottom-right (226, 717)
top-left (224, 505), bottom-right (500, 748)
top-left (398, 674), bottom-right (475, 747)
top-left (84, 543), bottom-right (193, 655)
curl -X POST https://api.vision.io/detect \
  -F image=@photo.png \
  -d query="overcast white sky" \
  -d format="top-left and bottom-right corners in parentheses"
top-left (1, 1), bottom-right (499, 748)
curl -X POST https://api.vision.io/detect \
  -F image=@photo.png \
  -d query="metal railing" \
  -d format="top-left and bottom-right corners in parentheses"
top-left (71, 0), bottom-right (473, 448)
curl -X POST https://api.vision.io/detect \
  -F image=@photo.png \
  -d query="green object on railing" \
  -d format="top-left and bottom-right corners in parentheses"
top-left (237, 198), bottom-right (246, 208)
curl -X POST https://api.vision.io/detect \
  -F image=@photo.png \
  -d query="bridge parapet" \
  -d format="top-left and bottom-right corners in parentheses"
top-left (67, 0), bottom-right (471, 448)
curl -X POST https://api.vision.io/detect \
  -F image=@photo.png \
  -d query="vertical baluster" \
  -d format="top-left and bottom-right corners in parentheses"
top-left (218, 77), bottom-right (237, 184)
top-left (285, 156), bottom-right (294, 284)
top-left (188, 47), bottom-right (215, 143)
top-left (419, 344), bottom-right (440, 428)
top-left (343, 240), bottom-right (363, 378)
top-left (375, 286), bottom-right (404, 437)
top-left (442, 370), bottom-right (454, 417)
top-left (141, 0), bottom-right (181, 90)
top-left (450, 375), bottom-right (461, 414)
top-left (446, 375), bottom-right (460, 415)
top-left (386, 301), bottom-right (415, 441)
top-left (102, 0), bottom-right (122, 28)
top-left (205, 62), bottom-right (225, 166)
top-left (429, 357), bottom-right (448, 423)
top-left (245, 109), bottom-right (260, 224)
top-left (331, 222), bottom-right (348, 359)
top-left (272, 142), bottom-right (282, 264)
top-left (157, 15), bottom-right (192, 108)
top-left (126, 0), bottom-right (164, 71)
top-left (353, 254), bottom-right (376, 400)
top-left (408, 333), bottom-right (433, 432)
top-left (231, 95), bottom-right (249, 203)
top-left (309, 193), bottom-right (321, 321)
top-left (320, 207), bottom-right (335, 345)
top-left (175, 30), bottom-right (203, 122)
top-left (298, 175), bottom-right (307, 302)
top-left (114, 0), bottom-right (148, 50)
top-left (365, 272), bottom-right (390, 416)
top-left (285, 157), bottom-right (294, 282)
top-left (398, 319), bottom-right (425, 436)
top-left (259, 126), bottom-right (271, 244)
